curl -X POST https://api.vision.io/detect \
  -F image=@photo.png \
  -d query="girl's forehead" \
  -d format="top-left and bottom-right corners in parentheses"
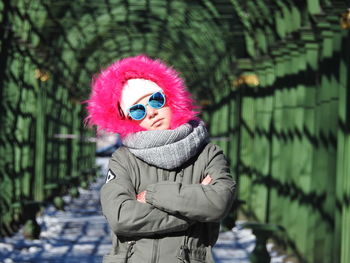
top-left (134, 93), bottom-right (153, 104)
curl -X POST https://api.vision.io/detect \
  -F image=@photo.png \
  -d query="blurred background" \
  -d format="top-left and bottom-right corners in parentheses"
top-left (0, 0), bottom-right (349, 262)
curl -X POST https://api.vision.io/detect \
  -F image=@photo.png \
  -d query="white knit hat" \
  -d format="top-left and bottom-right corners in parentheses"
top-left (120, 78), bottom-right (163, 115)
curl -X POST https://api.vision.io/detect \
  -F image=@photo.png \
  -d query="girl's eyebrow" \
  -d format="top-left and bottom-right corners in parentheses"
top-left (134, 93), bottom-right (152, 105)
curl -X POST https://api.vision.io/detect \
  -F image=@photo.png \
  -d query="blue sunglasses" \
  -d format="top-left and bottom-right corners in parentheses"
top-left (127, 91), bottom-right (166, 120)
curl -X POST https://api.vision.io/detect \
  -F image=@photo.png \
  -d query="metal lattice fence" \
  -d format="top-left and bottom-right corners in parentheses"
top-left (0, 1), bottom-right (96, 237)
top-left (207, 2), bottom-right (350, 263)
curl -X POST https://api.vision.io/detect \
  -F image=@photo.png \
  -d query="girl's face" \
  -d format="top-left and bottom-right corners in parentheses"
top-left (131, 93), bottom-right (172, 131)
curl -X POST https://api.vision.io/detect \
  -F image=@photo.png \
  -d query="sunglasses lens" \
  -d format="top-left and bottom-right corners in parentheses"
top-left (149, 92), bottom-right (165, 109)
top-left (129, 104), bottom-right (146, 120)
top-left (128, 92), bottom-right (165, 120)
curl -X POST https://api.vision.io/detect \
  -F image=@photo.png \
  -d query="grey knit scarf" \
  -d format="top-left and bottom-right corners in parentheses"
top-left (123, 120), bottom-right (209, 170)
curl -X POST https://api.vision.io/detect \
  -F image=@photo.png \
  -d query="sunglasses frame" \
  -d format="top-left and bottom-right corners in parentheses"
top-left (127, 91), bottom-right (166, 120)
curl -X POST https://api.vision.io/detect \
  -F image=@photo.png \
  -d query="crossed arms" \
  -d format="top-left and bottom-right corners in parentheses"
top-left (100, 144), bottom-right (235, 237)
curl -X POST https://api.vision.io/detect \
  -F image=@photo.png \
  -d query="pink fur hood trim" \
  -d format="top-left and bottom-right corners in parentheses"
top-left (85, 55), bottom-right (198, 137)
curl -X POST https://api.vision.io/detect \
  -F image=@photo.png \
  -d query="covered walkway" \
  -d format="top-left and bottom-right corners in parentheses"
top-left (1, 1), bottom-right (350, 262)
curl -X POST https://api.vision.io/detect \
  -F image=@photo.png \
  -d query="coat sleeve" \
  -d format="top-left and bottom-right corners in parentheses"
top-left (100, 150), bottom-right (191, 237)
top-left (145, 144), bottom-right (235, 222)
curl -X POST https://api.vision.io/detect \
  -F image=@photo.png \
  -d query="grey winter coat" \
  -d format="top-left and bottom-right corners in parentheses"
top-left (101, 142), bottom-right (235, 263)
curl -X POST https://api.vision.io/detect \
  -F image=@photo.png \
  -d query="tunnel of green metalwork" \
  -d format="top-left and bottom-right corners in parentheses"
top-left (1, 1), bottom-right (350, 263)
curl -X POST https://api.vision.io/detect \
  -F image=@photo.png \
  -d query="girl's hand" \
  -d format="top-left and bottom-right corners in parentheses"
top-left (136, 191), bottom-right (147, 203)
top-left (201, 175), bottom-right (212, 185)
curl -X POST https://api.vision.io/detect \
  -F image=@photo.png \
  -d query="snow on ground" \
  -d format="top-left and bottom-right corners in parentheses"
top-left (212, 223), bottom-right (286, 263)
top-left (0, 177), bottom-right (110, 263)
top-left (0, 157), bottom-right (285, 263)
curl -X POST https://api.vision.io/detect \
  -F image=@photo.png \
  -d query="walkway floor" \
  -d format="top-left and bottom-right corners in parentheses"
top-left (0, 158), bottom-right (286, 263)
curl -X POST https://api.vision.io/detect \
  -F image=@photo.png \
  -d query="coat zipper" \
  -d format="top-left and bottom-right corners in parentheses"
top-left (178, 225), bottom-right (190, 262)
top-left (151, 239), bottom-right (159, 263)
top-left (124, 241), bottom-right (135, 263)
top-left (178, 169), bottom-right (184, 183)
top-left (179, 244), bottom-right (190, 263)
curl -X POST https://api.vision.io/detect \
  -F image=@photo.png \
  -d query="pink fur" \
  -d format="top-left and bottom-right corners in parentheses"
top-left (85, 55), bottom-right (198, 137)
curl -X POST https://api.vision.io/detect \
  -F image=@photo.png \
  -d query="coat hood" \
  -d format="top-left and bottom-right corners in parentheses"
top-left (85, 55), bottom-right (198, 137)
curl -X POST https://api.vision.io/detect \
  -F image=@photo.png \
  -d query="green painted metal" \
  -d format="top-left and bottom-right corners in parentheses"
top-left (204, 1), bottom-right (349, 262)
top-left (204, 1), bottom-right (350, 263)
top-left (0, 0), bottom-right (96, 237)
top-left (335, 25), bottom-right (350, 263)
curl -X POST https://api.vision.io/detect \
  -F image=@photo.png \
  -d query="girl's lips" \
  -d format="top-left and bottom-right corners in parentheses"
top-left (152, 118), bottom-right (163, 127)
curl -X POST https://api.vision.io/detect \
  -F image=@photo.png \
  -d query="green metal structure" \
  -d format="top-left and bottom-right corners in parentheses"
top-left (0, 0), bottom-right (349, 262)
top-left (0, 0), bottom-right (97, 238)
top-left (207, 2), bottom-right (350, 263)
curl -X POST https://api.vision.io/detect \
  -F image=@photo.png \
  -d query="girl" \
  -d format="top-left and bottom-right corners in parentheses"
top-left (86, 55), bottom-right (235, 263)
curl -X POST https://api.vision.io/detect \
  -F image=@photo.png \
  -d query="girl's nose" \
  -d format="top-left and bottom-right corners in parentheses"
top-left (147, 106), bottom-right (157, 118)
